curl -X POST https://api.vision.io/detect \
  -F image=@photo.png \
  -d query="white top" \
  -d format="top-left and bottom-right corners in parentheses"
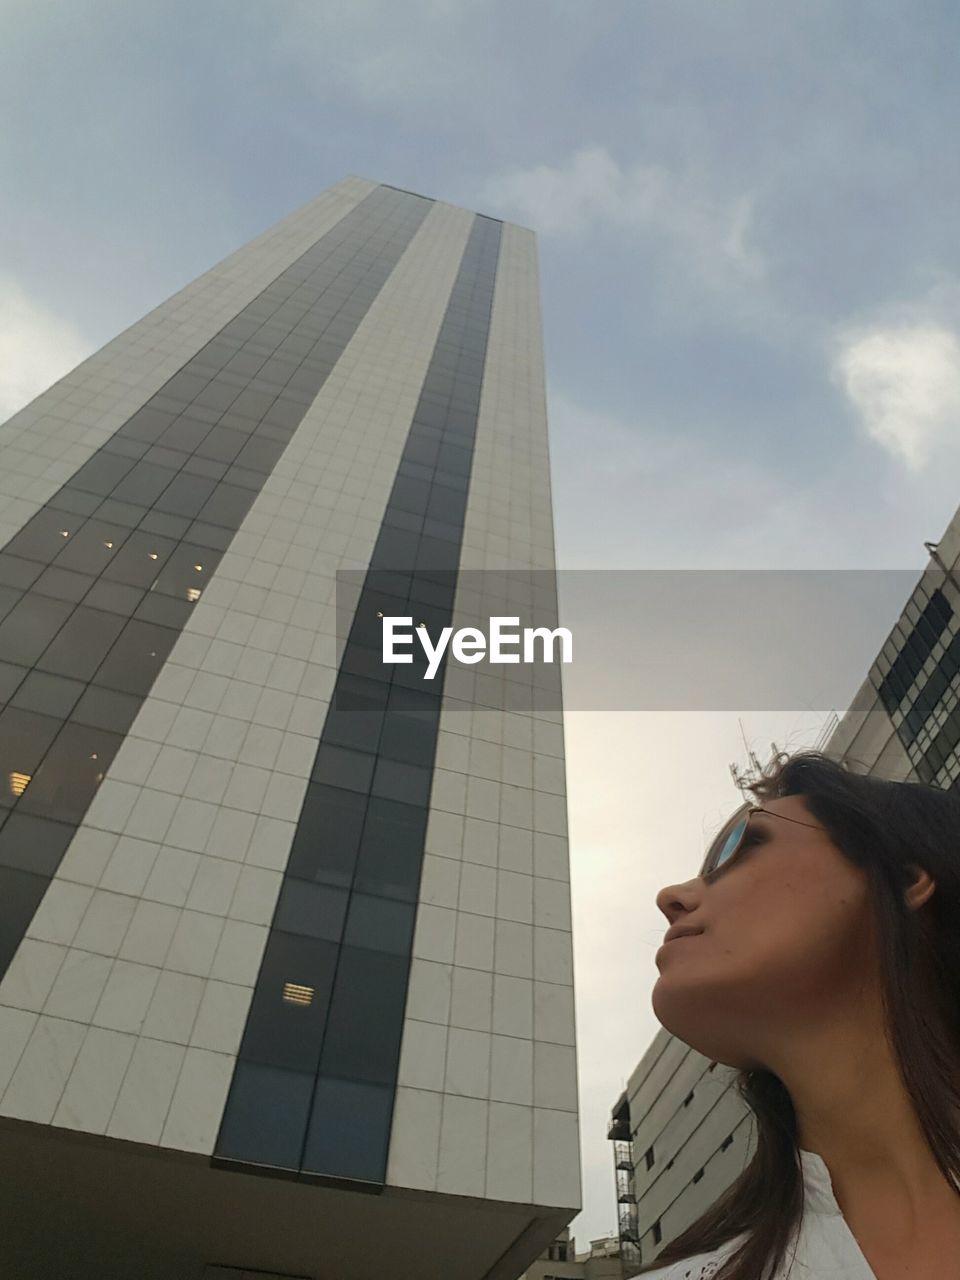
top-left (641, 1150), bottom-right (877, 1279)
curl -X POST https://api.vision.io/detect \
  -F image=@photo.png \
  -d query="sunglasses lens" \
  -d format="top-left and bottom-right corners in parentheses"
top-left (704, 812), bottom-right (749, 874)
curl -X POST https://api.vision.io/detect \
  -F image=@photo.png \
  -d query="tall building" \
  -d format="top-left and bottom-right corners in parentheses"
top-left (608, 510), bottom-right (960, 1272)
top-left (0, 177), bottom-right (580, 1279)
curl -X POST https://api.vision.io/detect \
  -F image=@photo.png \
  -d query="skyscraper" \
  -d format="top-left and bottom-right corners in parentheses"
top-left (0, 177), bottom-right (579, 1279)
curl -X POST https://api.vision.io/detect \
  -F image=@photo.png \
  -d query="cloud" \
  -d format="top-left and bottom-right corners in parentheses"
top-left (481, 146), bottom-right (764, 280)
top-left (832, 322), bottom-right (960, 470)
top-left (0, 277), bottom-right (91, 423)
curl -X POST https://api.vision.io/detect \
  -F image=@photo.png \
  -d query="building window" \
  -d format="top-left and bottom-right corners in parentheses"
top-left (652, 1220), bottom-right (662, 1245)
top-left (721, 1134), bottom-right (734, 1151)
top-left (692, 1167), bottom-right (704, 1183)
top-left (683, 1091), bottom-right (694, 1106)
top-left (645, 1145), bottom-right (655, 1170)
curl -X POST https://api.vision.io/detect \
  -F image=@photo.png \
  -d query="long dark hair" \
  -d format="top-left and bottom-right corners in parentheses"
top-left (634, 749), bottom-right (960, 1280)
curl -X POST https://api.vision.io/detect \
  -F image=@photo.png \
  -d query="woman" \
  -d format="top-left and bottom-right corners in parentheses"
top-left (637, 750), bottom-right (960, 1280)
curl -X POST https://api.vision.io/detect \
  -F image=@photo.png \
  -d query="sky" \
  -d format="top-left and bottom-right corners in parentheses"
top-left (3, 0), bottom-right (960, 1249)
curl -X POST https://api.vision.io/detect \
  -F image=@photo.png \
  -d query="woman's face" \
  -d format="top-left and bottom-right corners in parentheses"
top-left (652, 793), bottom-right (877, 1070)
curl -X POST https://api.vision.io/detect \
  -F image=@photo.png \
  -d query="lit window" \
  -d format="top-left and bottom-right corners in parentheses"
top-left (282, 982), bottom-right (314, 1006)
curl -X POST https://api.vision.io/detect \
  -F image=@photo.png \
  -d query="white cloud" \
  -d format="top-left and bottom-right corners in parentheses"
top-left (481, 146), bottom-right (764, 279)
top-left (0, 277), bottom-right (90, 422)
top-left (832, 322), bottom-right (960, 470)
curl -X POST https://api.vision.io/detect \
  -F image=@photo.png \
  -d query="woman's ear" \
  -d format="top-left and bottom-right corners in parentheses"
top-left (903, 864), bottom-right (936, 911)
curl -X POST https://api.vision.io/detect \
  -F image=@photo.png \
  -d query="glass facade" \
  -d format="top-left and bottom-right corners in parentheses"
top-left (0, 186), bottom-right (430, 976)
top-left (215, 214), bottom-right (502, 1182)
top-left (870, 579), bottom-right (960, 784)
top-left (0, 180), bottom-right (580, 1275)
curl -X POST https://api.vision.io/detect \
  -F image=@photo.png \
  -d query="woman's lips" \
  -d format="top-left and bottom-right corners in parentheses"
top-left (656, 931), bottom-right (702, 959)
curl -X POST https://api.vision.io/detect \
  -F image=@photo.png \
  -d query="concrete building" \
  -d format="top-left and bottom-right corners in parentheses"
top-left (0, 177), bottom-right (579, 1278)
top-left (520, 1227), bottom-right (582, 1280)
top-left (609, 1035), bottom-right (749, 1270)
top-left (609, 509), bottom-right (960, 1271)
top-left (519, 1229), bottom-right (625, 1280)
top-left (575, 1236), bottom-right (629, 1280)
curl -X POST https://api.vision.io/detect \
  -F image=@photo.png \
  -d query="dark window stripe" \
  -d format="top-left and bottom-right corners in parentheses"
top-left (215, 214), bottom-right (503, 1184)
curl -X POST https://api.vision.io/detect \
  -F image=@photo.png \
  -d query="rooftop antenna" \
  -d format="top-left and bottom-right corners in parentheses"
top-left (729, 718), bottom-right (766, 792)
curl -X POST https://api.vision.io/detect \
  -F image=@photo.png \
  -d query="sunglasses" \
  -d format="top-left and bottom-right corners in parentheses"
top-left (700, 802), bottom-right (824, 878)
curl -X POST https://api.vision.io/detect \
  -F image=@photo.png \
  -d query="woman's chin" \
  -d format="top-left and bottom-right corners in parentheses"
top-left (651, 984), bottom-right (755, 1069)
top-left (652, 982), bottom-right (717, 1055)
top-left (650, 977), bottom-right (689, 1039)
